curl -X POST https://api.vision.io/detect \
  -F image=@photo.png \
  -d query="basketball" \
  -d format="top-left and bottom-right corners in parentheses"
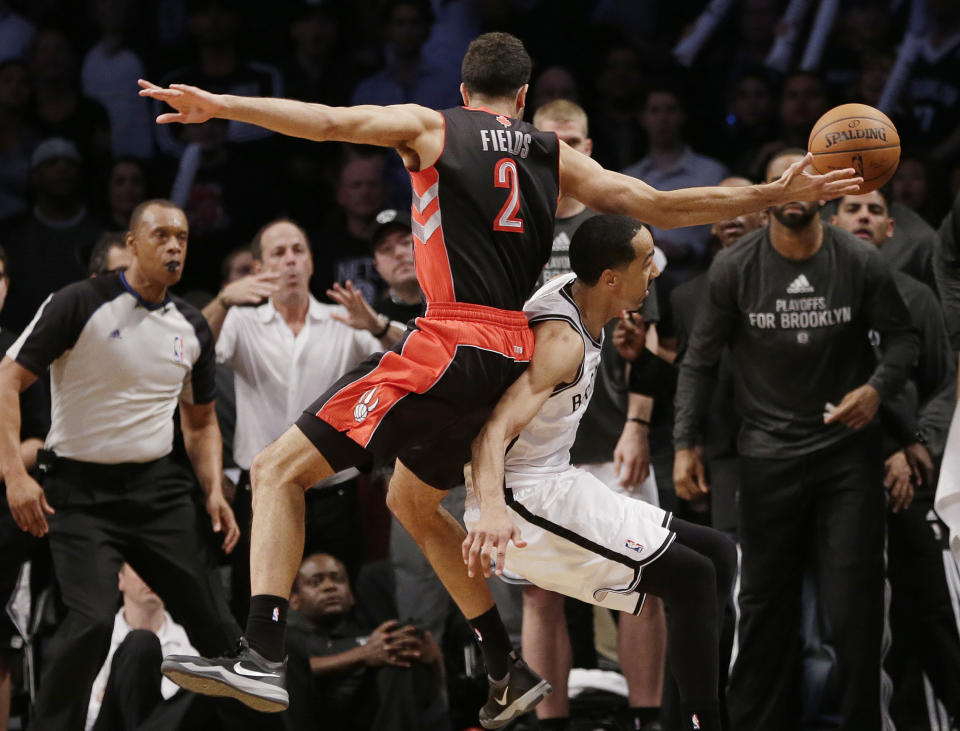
top-left (807, 103), bottom-right (900, 193)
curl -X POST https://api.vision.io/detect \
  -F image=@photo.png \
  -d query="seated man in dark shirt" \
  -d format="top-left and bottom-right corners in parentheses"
top-left (285, 552), bottom-right (447, 731)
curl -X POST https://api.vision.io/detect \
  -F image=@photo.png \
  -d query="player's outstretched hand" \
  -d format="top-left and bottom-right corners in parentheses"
top-left (138, 79), bottom-right (223, 125)
top-left (673, 447), bottom-right (709, 501)
top-left (775, 152), bottom-right (862, 202)
top-left (823, 383), bottom-right (880, 430)
top-left (462, 507), bottom-right (525, 579)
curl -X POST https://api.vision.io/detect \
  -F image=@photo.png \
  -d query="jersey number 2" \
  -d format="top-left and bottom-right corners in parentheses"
top-left (493, 158), bottom-right (524, 233)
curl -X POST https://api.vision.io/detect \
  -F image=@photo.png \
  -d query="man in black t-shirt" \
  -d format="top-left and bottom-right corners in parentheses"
top-left (284, 553), bottom-right (445, 731)
top-left (675, 151), bottom-right (918, 730)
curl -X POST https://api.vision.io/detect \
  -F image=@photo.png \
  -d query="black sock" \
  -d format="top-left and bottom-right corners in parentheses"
top-left (680, 700), bottom-right (721, 731)
top-left (245, 594), bottom-right (288, 662)
top-left (468, 606), bottom-right (513, 680)
top-left (624, 706), bottom-right (660, 729)
top-left (539, 717), bottom-right (570, 731)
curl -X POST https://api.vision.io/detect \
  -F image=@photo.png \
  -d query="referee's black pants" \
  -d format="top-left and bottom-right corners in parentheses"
top-left (29, 456), bottom-right (241, 731)
top-left (728, 429), bottom-right (885, 730)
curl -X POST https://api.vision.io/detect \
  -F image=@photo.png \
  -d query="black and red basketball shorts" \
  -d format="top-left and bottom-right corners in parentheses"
top-left (295, 303), bottom-right (533, 489)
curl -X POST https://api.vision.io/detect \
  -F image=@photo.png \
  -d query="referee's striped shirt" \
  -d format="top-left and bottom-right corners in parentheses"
top-left (5, 272), bottom-right (215, 464)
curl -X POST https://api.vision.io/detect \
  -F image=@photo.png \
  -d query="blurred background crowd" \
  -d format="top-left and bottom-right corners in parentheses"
top-left (1, 0), bottom-right (960, 730)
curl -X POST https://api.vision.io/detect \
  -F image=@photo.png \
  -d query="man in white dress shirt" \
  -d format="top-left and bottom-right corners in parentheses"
top-left (202, 218), bottom-right (399, 614)
top-left (86, 564), bottom-right (196, 730)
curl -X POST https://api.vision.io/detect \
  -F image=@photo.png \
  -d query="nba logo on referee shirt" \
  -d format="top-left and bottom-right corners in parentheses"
top-left (691, 714), bottom-right (701, 730)
top-left (173, 336), bottom-right (185, 364)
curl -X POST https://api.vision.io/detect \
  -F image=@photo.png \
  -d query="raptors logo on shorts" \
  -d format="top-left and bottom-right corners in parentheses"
top-left (353, 387), bottom-right (380, 423)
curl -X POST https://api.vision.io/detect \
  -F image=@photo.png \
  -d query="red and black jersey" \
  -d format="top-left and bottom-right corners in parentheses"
top-left (410, 106), bottom-right (560, 311)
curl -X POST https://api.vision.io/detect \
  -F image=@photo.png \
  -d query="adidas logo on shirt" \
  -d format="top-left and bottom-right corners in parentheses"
top-left (786, 274), bottom-right (814, 294)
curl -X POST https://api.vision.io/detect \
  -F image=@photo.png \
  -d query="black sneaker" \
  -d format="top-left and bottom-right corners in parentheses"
top-left (478, 652), bottom-right (552, 729)
top-left (161, 637), bottom-right (288, 713)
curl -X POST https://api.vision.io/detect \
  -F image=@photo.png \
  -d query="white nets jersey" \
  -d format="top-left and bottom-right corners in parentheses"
top-left (507, 273), bottom-right (603, 475)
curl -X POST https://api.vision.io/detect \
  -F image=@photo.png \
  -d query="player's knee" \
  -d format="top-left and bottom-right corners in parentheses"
top-left (385, 472), bottom-right (439, 528)
top-left (522, 585), bottom-right (564, 618)
top-left (250, 443), bottom-right (305, 496)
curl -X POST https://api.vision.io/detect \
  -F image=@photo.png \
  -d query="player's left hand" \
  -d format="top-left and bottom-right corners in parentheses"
top-left (462, 507), bottom-right (525, 579)
top-left (775, 152), bottom-right (862, 202)
top-left (823, 384), bottom-right (880, 430)
top-left (138, 79), bottom-right (223, 125)
top-left (614, 420), bottom-right (651, 488)
top-left (206, 491), bottom-right (240, 554)
top-left (327, 281), bottom-right (384, 334)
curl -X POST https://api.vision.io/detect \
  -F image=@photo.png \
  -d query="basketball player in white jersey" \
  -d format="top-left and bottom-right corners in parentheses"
top-left (463, 214), bottom-right (737, 731)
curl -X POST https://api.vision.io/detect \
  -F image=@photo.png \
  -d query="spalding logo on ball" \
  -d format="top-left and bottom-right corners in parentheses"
top-left (808, 103), bottom-right (900, 194)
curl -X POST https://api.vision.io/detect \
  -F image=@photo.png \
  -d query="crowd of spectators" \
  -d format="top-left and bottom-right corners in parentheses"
top-left (0, 0), bottom-right (960, 730)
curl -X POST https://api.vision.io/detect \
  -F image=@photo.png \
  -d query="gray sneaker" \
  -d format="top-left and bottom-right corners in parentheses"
top-left (478, 652), bottom-right (552, 729)
top-left (161, 637), bottom-right (288, 713)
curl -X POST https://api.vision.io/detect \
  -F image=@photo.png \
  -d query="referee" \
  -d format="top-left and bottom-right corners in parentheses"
top-left (0, 199), bottom-right (241, 730)
top-left (674, 151), bottom-right (918, 730)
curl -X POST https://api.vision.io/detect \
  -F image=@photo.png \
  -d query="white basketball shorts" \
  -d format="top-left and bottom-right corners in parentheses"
top-left (464, 465), bottom-right (674, 614)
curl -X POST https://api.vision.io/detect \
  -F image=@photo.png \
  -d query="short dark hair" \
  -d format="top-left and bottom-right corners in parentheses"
top-left (250, 218), bottom-right (308, 260)
top-left (461, 32), bottom-right (531, 99)
top-left (88, 232), bottom-right (128, 275)
top-left (128, 198), bottom-right (181, 233)
top-left (838, 183), bottom-right (893, 212)
top-left (569, 215), bottom-right (644, 286)
top-left (220, 246), bottom-right (253, 284)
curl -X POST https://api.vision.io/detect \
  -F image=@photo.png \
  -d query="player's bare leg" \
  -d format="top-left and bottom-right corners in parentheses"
top-left (248, 427), bottom-right (334, 600)
top-left (387, 459), bottom-right (551, 728)
top-left (521, 586), bottom-right (572, 720)
top-left (620, 595), bottom-right (666, 723)
top-left (160, 426), bottom-right (335, 713)
top-left (387, 460), bottom-right (496, 619)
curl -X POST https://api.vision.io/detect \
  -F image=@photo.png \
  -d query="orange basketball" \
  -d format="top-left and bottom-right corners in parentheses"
top-left (808, 103), bottom-right (900, 193)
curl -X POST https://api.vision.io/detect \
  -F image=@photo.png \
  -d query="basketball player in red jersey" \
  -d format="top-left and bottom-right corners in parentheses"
top-left (140, 33), bottom-right (861, 728)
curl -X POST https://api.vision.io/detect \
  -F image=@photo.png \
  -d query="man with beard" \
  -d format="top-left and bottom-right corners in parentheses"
top-left (674, 151), bottom-right (918, 730)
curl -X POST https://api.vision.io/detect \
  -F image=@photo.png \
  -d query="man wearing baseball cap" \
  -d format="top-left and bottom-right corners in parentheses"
top-left (370, 208), bottom-right (423, 324)
top-left (0, 138), bottom-right (101, 331)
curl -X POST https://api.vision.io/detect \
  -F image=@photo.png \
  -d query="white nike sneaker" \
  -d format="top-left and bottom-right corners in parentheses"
top-left (161, 637), bottom-right (288, 713)
top-left (478, 651), bottom-right (552, 729)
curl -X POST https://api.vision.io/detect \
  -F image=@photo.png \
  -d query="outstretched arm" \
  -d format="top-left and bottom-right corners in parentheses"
top-left (559, 144), bottom-right (862, 230)
top-left (463, 321), bottom-right (583, 578)
top-left (138, 80), bottom-right (444, 170)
